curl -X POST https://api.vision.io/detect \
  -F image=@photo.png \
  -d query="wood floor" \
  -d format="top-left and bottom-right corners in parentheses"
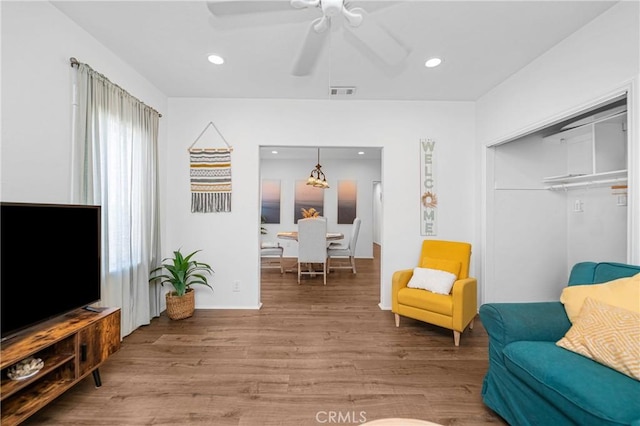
top-left (24, 245), bottom-right (505, 426)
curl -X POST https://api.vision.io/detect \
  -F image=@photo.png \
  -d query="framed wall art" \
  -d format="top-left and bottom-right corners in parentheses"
top-left (294, 180), bottom-right (324, 223)
top-left (337, 180), bottom-right (357, 224)
top-left (261, 179), bottom-right (281, 224)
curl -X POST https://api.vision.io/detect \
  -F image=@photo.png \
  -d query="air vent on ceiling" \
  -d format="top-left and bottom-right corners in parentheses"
top-left (329, 86), bottom-right (357, 97)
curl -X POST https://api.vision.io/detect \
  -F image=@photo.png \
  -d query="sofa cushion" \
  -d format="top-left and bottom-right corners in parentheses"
top-left (593, 262), bottom-right (640, 284)
top-left (568, 261), bottom-right (598, 286)
top-left (560, 273), bottom-right (640, 322)
top-left (557, 298), bottom-right (640, 380)
top-left (503, 341), bottom-right (640, 425)
top-left (397, 287), bottom-right (452, 316)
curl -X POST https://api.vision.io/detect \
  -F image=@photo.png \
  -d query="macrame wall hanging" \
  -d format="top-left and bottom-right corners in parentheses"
top-left (188, 121), bottom-right (233, 213)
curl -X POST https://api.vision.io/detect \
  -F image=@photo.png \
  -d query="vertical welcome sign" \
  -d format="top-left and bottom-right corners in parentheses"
top-left (420, 139), bottom-right (437, 236)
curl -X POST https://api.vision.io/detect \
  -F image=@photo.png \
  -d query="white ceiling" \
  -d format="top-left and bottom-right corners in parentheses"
top-left (51, 0), bottom-right (618, 101)
top-left (260, 146), bottom-right (382, 160)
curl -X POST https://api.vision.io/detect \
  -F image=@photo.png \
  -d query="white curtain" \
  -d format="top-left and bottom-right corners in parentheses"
top-left (72, 63), bottom-right (162, 338)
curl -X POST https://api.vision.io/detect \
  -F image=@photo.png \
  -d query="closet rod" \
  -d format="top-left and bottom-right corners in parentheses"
top-left (546, 177), bottom-right (627, 191)
top-left (69, 57), bottom-right (162, 118)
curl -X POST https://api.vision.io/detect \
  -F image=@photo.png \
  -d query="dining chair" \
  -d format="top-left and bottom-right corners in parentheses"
top-left (327, 217), bottom-right (361, 274)
top-left (297, 217), bottom-right (328, 285)
top-left (260, 242), bottom-right (284, 273)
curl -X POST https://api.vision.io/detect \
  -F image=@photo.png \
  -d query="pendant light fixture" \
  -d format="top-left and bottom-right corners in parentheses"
top-left (306, 148), bottom-right (329, 188)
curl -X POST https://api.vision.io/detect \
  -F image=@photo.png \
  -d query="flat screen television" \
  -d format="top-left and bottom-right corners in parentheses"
top-left (1, 202), bottom-right (101, 341)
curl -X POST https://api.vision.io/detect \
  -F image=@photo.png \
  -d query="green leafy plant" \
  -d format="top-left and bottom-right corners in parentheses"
top-left (261, 215), bottom-right (267, 235)
top-left (149, 249), bottom-right (214, 296)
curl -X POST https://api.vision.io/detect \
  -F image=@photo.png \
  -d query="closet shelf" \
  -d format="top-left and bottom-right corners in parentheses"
top-left (544, 170), bottom-right (627, 190)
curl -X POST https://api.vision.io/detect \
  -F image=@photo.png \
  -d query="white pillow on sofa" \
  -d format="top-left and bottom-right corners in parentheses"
top-left (407, 267), bottom-right (457, 295)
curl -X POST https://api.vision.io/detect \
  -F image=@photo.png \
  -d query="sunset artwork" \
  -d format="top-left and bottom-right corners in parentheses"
top-left (261, 179), bottom-right (281, 224)
top-left (294, 180), bottom-right (323, 223)
top-left (337, 180), bottom-right (357, 224)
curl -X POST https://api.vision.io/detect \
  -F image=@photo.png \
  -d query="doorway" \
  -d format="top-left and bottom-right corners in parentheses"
top-left (259, 146), bottom-right (383, 301)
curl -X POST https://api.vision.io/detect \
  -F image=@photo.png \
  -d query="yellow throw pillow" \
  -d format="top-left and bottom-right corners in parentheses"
top-left (560, 273), bottom-right (640, 323)
top-left (420, 257), bottom-right (461, 279)
top-left (557, 298), bottom-right (640, 380)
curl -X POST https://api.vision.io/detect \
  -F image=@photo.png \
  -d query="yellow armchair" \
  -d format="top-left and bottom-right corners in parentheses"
top-left (392, 239), bottom-right (477, 346)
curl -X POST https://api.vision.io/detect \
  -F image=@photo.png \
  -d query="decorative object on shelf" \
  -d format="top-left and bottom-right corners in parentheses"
top-left (188, 121), bottom-right (233, 213)
top-left (149, 249), bottom-right (214, 320)
top-left (301, 207), bottom-right (320, 218)
top-left (420, 139), bottom-right (437, 236)
top-left (306, 148), bottom-right (330, 188)
top-left (7, 356), bottom-right (44, 381)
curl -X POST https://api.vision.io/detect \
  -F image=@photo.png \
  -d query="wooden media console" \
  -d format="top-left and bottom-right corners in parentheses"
top-left (0, 307), bottom-right (121, 425)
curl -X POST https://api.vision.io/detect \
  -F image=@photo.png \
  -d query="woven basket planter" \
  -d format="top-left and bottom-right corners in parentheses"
top-left (165, 288), bottom-right (195, 320)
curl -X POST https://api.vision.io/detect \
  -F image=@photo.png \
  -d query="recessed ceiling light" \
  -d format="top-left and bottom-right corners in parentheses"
top-left (271, 150), bottom-right (278, 154)
top-left (207, 54), bottom-right (224, 65)
top-left (358, 151), bottom-right (365, 155)
top-left (425, 57), bottom-right (442, 68)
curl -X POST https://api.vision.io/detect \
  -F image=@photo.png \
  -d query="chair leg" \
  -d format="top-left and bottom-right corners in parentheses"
top-left (453, 331), bottom-right (461, 347)
top-left (327, 257), bottom-right (331, 273)
top-left (350, 256), bottom-right (356, 274)
top-left (297, 263), bottom-right (301, 284)
top-left (469, 318), bottom-right (474, 330)
top-left (323, 263), bottom-right (326, 285)
top-left (394, 313), bottom-right (400, 327)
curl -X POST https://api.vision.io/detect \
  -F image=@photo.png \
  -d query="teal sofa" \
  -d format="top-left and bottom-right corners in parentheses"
top-left (479, 262), bottom-right (640, 426)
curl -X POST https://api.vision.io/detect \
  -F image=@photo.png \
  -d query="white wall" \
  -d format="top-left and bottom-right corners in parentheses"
top-left (166, 99), bottom-right (476, 310)
top-left (373, 181), bottom-right (382, 244)
top-left (476, 1), bottom-right (640, 303)
top-left (476, 2), bottom-right (639, 146)
top-left (488, 134), bottom-right (568, 302)
top-left (0, 1), bottom-right (168, 203)
top-left (8, 0), bottom-right (634, 315)
top-left (260, 157), bottom-right (380, 259)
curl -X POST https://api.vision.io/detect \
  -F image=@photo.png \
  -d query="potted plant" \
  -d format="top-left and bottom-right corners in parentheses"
top-left (149, 249), bottom-right (214, 320)
top-left (301, 207), bottom-right (320, 218)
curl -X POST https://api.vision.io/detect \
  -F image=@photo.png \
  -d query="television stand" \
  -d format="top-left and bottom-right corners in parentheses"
top-left (0, 307), bottom-right (121, 425)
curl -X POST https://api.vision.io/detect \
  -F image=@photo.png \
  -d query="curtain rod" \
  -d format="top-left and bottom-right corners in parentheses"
top-left (69, 57), bottom-right (162, 118)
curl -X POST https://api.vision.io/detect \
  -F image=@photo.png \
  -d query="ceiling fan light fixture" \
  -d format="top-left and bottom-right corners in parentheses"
top-left (207, 54), bottom-right (225, 65)
top-left (425, 57), bottom-right (442, 68)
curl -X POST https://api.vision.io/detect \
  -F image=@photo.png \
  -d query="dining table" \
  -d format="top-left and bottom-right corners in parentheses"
top-left (276, 231), bottom-right (344, 242)
top-left (276, 231), bottom-right (344, 274)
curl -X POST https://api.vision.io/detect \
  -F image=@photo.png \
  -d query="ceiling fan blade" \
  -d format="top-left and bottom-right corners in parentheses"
top-left (206, 1), bottom-right (293, 16)
top-left (291, 17), bottom-right (330, 76)
top-left (290, 0), bottom-right (320, 9)
top-left (343, 7), bottom-right (409, 67)
top-left (206, 1), bottom-right (315, 31)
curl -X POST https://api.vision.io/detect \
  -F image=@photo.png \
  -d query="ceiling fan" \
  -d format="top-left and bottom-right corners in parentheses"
top-left (206, 0), bottom-right (409, 76)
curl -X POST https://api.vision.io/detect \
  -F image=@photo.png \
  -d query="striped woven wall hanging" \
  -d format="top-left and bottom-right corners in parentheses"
top-left (188, 121), bottom-right (233, 213)
top-left (190, 149), bottom-right (232, 213)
